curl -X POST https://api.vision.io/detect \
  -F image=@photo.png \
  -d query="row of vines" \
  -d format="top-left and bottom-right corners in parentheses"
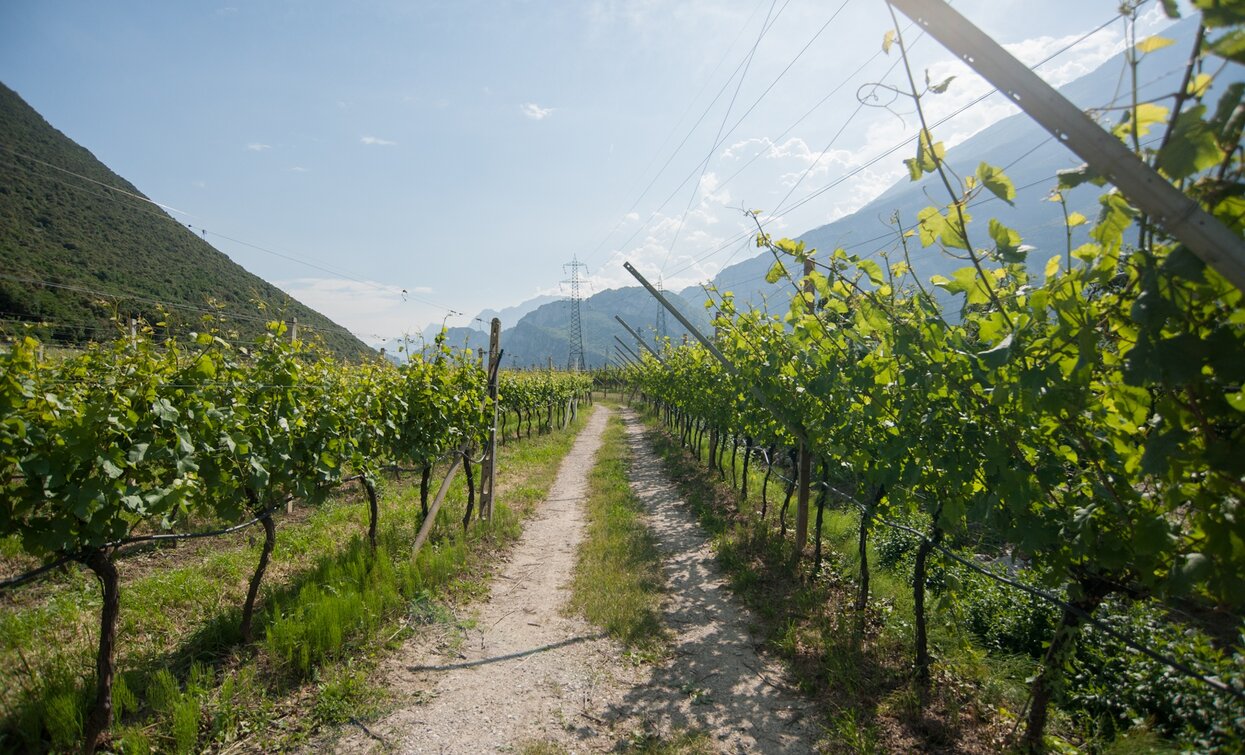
top-left (0, 321), bottom-right (591, 752)
top-left (625, 4), bottom-right (1243, 751)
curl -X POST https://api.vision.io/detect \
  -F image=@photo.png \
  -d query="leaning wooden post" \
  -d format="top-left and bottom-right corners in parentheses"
top-left (481, 318), bottom-right (502, 521)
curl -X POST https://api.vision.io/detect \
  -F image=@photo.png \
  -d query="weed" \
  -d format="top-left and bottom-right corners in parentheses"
top-left (311, 665), bottom-right (383, 726)
top-left (569, 410), bottom-right (668, 653)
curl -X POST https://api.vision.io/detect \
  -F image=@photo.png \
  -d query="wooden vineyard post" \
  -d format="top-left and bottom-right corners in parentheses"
top-left (795, 443), bottom-right (811, 555)
top-left (793, 258), bottom-right (816, 556)
top-left (481, 318), bottom-right (501, 521)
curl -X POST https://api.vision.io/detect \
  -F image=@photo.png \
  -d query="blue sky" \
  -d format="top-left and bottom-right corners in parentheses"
top-left (0, 1), bottom-right (1174, 344)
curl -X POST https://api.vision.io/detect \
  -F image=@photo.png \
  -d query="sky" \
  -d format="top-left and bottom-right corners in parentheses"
top-left (0, 0), bottom-right (1176, 345)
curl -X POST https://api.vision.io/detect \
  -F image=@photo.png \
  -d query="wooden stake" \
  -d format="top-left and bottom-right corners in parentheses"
top-left (481, 318), bottom-right (501, 520)
top-left (795, 444), bottom-right (811, 555)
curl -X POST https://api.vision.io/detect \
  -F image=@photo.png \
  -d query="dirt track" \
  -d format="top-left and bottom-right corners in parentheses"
top-left (323, 404), bottom-right (821, 753)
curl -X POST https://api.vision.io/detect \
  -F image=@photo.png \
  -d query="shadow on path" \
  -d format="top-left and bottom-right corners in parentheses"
top-left (601, 409), bottom-right (821, 754)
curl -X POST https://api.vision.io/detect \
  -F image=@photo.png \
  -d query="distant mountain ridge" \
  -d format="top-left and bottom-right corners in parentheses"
top-left (694, 15), bottom-right (1212, 309)
top-left (0, 82), bottom-right (370, 358)
top-left (431, 19), bottom-right (1213, 369)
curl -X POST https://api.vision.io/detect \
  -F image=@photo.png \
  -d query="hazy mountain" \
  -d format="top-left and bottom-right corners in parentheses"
top-left (0, 82), bottom-right (371, 358)
top-left (444, 19), bottom-right (1211, 370)
top-left (692, 16), bottom-right (1210, 311)
top-left (469, 295), bottom-right (560, 332)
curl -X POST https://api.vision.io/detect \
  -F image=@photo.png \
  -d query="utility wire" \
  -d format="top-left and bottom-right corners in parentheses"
top-left (661, 0), bottom-right (791, 273)
top-left (585, 0), bottom-right (774, 260)
top-left (0, 146), bottom-right (460, 320)
top-left (662, 7), bottom-right (1129, 281)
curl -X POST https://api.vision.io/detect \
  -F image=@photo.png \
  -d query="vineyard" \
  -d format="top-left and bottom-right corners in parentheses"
top-left (0, 321), bottom-right (591, 752)
top-left (618, 5), bottom-right (1245, 751)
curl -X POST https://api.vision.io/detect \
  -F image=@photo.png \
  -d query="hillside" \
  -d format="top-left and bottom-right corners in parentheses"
top-left (0, 82), bottom-right (370, 358)
top-left (394, 286), bottom-right (710, 370)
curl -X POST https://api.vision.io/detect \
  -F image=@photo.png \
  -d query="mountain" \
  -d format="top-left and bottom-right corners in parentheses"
top-left (693, 15), bottom-right (1213, 311)
top-left (393, 286), bottom-right (710, 369)
top-left (499, 285), bottom-right (710, 369)
top-left (446, 19), bottom-right (1213, 370)
top-left (468, 295), bottom-right (560, 333)
top-left (0, 82), bottom-right (370, 358)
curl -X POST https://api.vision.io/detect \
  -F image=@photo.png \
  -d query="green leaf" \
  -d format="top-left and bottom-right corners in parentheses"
top-left (765, 260), bottom-right (787, 285)
top-left (1112, 103), bottom-right (1170, 140)
top-left (988, 218), bottom-right (1023, 261)
top-left (930, 75), bottom-right (955, 94)
top-left (1195, 0), bottom-right (1245, 28)
top-left (977, 333), bottom-right (1014, 369)
top-left (1135, 35), bottom-right (1174, 53)
top-left (1209, 28), bottom-right (1245, 64)
top-left (857, 258), bottom-right (884, 285)
top-left (1056, 164), bottom-right (1106, 190)
top-left (976, 162), bottom-right (1015, 205)
top-left (904, 157), bottom-right (922, 182)
top-left (1168, 553), bottom-right (1211, 594)
top-left (99, 456), bottom-right (124, 480)
top-left (1091, 192), bottom-right (1136, 254)
top-left (1156, 105), bottom-right (1223, 179)
top-left (152, 397), bottom-right (179, 423)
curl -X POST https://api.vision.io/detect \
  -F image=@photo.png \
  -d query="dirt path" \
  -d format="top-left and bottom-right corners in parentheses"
top-left (326, 405), bottom-right (821, 753)
top-left (328, 404), bottom-right (628, 754)
top-left (601, 408), bottom-right (821, 753)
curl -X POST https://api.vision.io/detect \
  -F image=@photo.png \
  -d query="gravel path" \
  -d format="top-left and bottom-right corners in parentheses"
top-left (323, 404), bottom-right (821, 753)
top-left (327, 404), bottom-right (628, 754)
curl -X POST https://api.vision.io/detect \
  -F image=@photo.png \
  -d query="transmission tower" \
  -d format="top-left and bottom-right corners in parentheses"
top-left (655, 275), bottom-right (669, 344)
top-left (562, 256), bottom-right (588, 371)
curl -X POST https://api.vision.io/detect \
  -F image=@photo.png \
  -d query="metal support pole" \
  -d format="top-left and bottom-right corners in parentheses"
top-left (888, 0), bottom-right (1245, 291)
top-left (614, 335), bottom-right (643, 365)
top-left (614, 344), bottom-right (639, 368)
top-left (614, 315), bottom-right (663, 361)
top-left (624, 262), bottom-right (808, 447)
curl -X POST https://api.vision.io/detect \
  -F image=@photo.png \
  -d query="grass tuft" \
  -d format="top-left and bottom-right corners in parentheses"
top-left (570, 408), bottom-right (668, 656)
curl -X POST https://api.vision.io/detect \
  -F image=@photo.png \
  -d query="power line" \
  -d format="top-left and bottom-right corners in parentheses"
top-left (661, 0), bottom-right (790, 273)
top-left (584, 0), bottom-right (775, 260)
top-left (0, 145), bottom-right (462, 320)
top-left (0, 144), bottom-right (192, 216)
top-left (662, 7), bottom-right (1133, 281)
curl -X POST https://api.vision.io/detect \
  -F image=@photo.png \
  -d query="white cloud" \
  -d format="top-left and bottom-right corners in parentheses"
top-left (192, 180), bottom-right (206, 188)
top-left (624, 212), bottom-right (640, 222)
top-left (246, 143), bottom-right (271, 151)
top-left (289, 166), bottom-right (309, 173)
top-left (275, 277), bottom-right (434, 346)
top-left (361, 135), bottom-right (397, 146)
top-left (521, 102), bottom-right (555, 120)
top-left (411, 286), bottom-right (433, 294)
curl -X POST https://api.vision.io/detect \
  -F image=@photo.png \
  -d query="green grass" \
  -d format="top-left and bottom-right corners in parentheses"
top-left (569, 407), bottom-right (668, 658)
top-left (0, 410), bottom-right (589, 752)
top-left (625, 727), bottom-right (715, 754)
top-left (635, 406), bottom-right (1022, 753)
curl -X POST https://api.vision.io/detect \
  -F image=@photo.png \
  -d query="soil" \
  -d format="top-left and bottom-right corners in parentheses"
top-left (321, 405), bottom-right (823, 753)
